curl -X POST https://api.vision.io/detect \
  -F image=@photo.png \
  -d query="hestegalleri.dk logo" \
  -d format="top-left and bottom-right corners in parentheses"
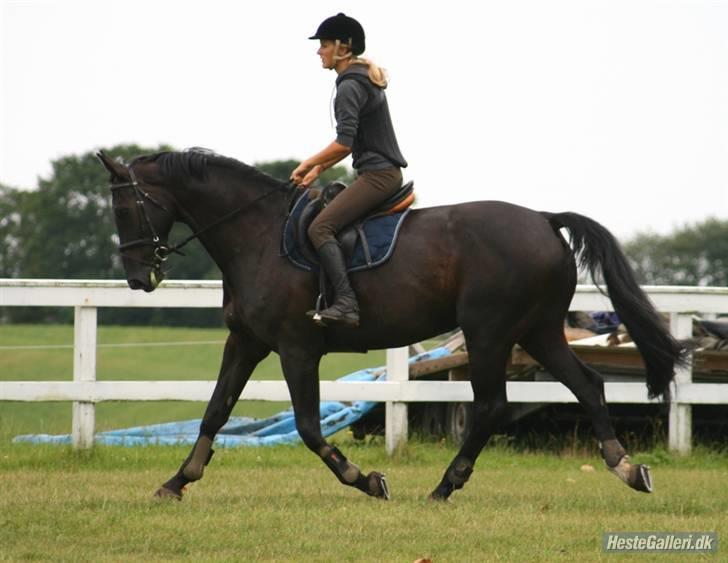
top-left (603, 532), bottom-right (718, 553)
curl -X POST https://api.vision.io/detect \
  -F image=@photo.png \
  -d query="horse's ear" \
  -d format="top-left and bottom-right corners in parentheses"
top-left (96, 150), bottom-right (129, 182)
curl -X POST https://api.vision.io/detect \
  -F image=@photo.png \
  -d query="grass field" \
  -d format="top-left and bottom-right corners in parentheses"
top-left (1, 441), bottom-right (726, 561)
top-left (1, 324), bottom-right (727, 561)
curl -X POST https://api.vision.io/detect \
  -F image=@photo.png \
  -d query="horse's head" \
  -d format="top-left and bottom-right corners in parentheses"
top-left (97, 151), bottom-right (176, 292)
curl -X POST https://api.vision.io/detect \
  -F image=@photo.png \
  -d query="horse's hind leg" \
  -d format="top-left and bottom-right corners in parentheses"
top-left (520, 326), bottom-right (653, 493)
top-left (430, 341), bottom-right (510, 501)
top-left (278, 346), bottom-right (390, 499)
top-left (155, 331), bottom-right (270, 500)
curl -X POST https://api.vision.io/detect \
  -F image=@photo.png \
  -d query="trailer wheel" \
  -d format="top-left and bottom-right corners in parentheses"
top-left (446, 402), bottom-right (472, 445)
top-left (417, 403), bottom-right (446, 438)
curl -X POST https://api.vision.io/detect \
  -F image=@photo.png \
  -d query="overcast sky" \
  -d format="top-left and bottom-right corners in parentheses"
top-left (1, 0), bottom-right (726, 239)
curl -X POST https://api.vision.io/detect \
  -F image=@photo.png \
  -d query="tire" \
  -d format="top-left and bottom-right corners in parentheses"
top-left (446, 402), bottom-right (472, 445)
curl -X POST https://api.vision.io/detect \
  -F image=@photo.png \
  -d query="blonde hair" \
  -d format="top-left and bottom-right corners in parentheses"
top-left (333, 39), bottom-right (389, 89)
top-left (352, 58), bottom-right (388, 88)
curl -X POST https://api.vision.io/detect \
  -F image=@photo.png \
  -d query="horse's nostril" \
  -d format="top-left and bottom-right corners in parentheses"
top-left (128, 279), bottom-right (145, 290)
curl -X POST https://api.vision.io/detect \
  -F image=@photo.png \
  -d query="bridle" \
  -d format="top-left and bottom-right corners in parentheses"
top-left (110, 165), bottom-right (179, 272)
top-left (109, 162), bottom-right (296, 272)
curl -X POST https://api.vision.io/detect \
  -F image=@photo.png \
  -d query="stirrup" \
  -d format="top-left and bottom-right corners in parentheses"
top-left (306, 304), bottom-right (359, 327)
top-left (306, 308), bottom-right (327, 326)
top-left (306, 293), bottom-right (327, 326)
top-left (306, 289), bottom-right (359, 327)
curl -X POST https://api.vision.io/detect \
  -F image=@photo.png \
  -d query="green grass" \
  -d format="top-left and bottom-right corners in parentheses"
top-left (0, 324), bottom-right (384, 442)
top-left (2, 325), bottom-right (727, 560)
top-left (0, 440), bottom-right (726, 561)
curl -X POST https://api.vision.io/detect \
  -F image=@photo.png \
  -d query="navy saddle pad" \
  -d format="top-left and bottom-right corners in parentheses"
top-left (281, 190), bottom-right (411, 273)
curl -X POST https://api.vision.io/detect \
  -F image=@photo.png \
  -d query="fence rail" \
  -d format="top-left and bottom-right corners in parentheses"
top-left (2, 279), bottom-right (728, 453)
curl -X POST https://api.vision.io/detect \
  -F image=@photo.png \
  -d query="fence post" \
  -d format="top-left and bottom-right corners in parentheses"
top-left (72, 306), bottom-right (97, 449)
top-left (385, 346), bottom-right (409, 455)
top-left (668, 313), bottom-right (692, 455)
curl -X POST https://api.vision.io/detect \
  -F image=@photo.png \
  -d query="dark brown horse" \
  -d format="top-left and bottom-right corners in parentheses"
top-left (98, 148), bottom-right (685, 501)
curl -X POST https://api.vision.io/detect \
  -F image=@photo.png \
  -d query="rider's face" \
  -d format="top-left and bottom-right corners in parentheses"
top-left (317, 40), bottom-right (336, 69)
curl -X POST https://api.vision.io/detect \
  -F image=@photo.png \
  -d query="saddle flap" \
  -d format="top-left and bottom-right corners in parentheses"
top-left (295, 197), bottom-right (324, 265)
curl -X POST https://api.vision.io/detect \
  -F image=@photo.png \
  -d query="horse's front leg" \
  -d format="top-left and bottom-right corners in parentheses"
top-left (155, 331), bottom-right (270, 499)
top-left (279, 347), bottom-right (390, 499)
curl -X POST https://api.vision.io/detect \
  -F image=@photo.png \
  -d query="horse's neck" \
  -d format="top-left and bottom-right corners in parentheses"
top-left (177, 177), bottom-right (287, 272)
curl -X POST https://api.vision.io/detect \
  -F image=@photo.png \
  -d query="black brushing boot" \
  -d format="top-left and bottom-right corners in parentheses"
top-left (308, 240), bottom-right (360, 327)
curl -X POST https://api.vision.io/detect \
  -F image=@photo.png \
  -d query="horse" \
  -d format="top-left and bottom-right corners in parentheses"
top-left (98, 148), bottom-right (685, 501)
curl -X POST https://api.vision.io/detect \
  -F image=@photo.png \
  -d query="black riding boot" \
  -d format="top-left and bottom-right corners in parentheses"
top-left (309, 240), bottom-right (360, 327)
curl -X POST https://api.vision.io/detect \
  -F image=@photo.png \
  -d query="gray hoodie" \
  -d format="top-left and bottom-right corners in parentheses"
top-left (334, 65), bottom-right (408, 172)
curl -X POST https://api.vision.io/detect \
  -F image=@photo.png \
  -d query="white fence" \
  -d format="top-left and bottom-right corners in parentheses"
top-left (2, 279), bottom-right (728, 454)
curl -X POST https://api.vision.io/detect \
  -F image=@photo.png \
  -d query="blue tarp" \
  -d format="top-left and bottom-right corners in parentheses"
top-left (13, 346), bottom-right (451, 447)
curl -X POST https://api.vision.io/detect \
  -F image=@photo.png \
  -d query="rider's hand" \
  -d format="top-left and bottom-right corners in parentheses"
top-left (301, 165), bottom-right (323, 188)
top-left (290, 162), bottom-right (311, 186)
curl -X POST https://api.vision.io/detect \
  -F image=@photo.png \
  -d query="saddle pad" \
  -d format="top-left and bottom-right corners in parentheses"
top-left (281, 190), bottom-right (411, 273)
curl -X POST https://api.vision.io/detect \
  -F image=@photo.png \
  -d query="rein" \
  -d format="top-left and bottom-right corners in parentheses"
top-left (111, 163), bottom-right (295, 271)
top-left (167, 184), bottom-right (295, 254)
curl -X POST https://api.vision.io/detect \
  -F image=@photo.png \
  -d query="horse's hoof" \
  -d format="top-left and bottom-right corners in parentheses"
top-left (427, 490), bottom-right (450, 502)
top-left (608, 455), bottom-right (653, 494)
top-left (630, 464), bottom-right (653, 493)
top-left (367, 472), bottom-right (390, 500)
top-left (154, 485), bottom-right (183, 500)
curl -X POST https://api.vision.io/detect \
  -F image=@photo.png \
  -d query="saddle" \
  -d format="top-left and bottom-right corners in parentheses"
top-left (281, 180), bottom-right (414, 272)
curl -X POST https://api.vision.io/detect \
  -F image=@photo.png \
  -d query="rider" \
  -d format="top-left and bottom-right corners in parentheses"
top-left (290, 13), bottom-right (407, 328)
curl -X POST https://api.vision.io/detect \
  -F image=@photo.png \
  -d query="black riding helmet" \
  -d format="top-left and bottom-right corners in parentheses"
top-left (309, 13), bottom-right (365, 56)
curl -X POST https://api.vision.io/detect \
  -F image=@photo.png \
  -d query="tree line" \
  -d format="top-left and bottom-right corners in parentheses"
top-left (1, 144), bottom-right (724, 326)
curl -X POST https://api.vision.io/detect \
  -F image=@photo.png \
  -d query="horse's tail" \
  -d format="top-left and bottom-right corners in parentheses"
top-left (543, 211), bottom-right (687, 400)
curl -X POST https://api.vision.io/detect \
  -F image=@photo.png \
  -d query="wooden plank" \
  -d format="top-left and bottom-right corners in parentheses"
top-left (416, 346), bottom-right (649, 376)
top-left (3, 280), bottom-right (728, 312)
top-left (386, 347), bottom-right (409, 454)
top-left (675, 383), bottom-right (728, 404)
top-left (513, 345), bottom-right (728, 374)
top-left (11, 380), bottom-right (728, 404)
top-left (72, 306), bottom-right (97, 450)
top-left (3, 379), bottom-right (727, 404)
top-left (410, 343), bottom-right (728, 389)
top-left (0, 279), bottom-right (223, 308)
top-left (573, 284), bottom-right (728, 313)
top-left (693, 350), bottom-right (728, 373)
top-left (441, 331), bottom-right (466, 352)
top-left (410, 352), bottom-right (469, 378)
top-left (669, 313), bottom-right (694, 454)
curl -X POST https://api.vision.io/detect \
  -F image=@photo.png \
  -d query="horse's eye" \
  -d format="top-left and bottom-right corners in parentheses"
top-left (114, 207), bottom-right (130, 219)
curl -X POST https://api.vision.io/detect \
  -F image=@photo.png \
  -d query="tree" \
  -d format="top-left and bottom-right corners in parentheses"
top-left (0, 183), bottom-right (27, 278)
top-left (18, 151), bottom-right (125, 279)
top-left (624, 218), bottom-right (728, 286)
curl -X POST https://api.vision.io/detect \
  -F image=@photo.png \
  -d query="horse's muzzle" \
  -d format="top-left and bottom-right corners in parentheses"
top-left (127, 270), bottom-right (163, 292)
top-left (128, 278), bottom-right (151, 292)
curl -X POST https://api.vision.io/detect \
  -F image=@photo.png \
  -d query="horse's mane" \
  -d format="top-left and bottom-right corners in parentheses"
top-left (131, 148), bottom-right (285, 189)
